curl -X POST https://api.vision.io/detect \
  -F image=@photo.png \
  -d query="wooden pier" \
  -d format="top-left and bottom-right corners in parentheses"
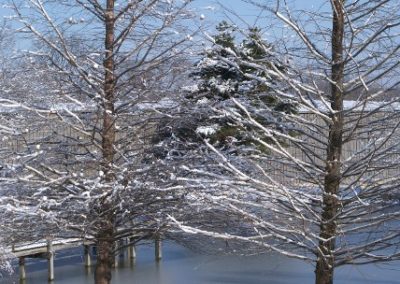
top-left (12, 238), bottom-right (93, 281)
top-left (10, 237), bottom-right (161, 282)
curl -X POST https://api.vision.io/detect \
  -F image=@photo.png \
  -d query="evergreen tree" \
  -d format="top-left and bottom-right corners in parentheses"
top-left (179, 22), bottom-right (297, 153)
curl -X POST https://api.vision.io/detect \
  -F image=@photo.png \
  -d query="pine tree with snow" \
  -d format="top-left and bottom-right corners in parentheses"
top-left (181, 22), bottom-right (297, 153)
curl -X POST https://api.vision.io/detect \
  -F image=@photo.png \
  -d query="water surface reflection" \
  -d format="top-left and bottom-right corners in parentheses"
top-left (2, 242), bottom-right (399, 283)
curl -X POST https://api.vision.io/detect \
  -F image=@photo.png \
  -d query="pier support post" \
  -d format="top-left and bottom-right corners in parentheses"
top-left (155, 234), bottom-right (162, 261)
top-left (119, 239), bottom-right (125, 258)
top-left (92, 245), bottom-right (97, 256)
top-left (112, 241), bottom-right (119, 268)
top-left (47, 240), bottom-right (54, 281)
top-left (127, 237), bottom-right (136, 260)
top-left (84, 245), bottom-right (91, 267)
top-left (19, 257), bottom-right (26, 281)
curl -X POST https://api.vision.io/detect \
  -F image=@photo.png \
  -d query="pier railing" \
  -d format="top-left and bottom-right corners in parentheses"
top-left (9, 236), bottom-right (162, 281)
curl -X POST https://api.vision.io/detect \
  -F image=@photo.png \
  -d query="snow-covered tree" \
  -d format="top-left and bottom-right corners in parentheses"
top-left (192, 22), bottom-right (296, 146)
top-left (193, 22), bottom-right (286, 99)
top-left (153, 22), bottom-right (296, 160)
top-left (0, 21), bottom-right (15, 278)
top-left (167, 1), bottom-right (400, 284)
top-left (1, 1), bottom-right (196, 283)
top-left (0, 242), bottom-right (13, 277)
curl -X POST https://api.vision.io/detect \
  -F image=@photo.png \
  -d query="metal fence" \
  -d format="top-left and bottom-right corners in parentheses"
top-left (1, 110), bottom-right (399, 184)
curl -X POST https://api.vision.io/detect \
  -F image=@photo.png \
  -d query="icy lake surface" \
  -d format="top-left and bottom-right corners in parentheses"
top-left (1, 242), bottom-right (399, 284)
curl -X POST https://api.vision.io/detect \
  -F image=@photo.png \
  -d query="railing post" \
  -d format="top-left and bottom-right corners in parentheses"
top-left (47, 239), bottom-right (54, 281)
top-left (19, 257), bottom-right (26, 281)
top-left (84, 245), bottom-right (91, 267)
top-left (127, 237), bottom-right (136, 260)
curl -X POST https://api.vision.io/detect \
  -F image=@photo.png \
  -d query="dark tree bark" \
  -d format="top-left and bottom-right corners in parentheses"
top-left (95, 1), bottom-right (116, 283)
top-left (102, 0), bottom-right (116, 180)
top-left (315, 0), bottom-right (345, 283)
top-left (94, 224), bottom-right (114, 284)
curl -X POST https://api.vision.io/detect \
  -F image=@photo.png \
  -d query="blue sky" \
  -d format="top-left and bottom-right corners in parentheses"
top-left (0, 1), bottom-right (328, 27)
top-left (191, 0), bottom-right (327, 21)
top-left (0, 4), bottom-right (10, 19)
top-left (0, 0), bottom-right (329, 49)
top-left (190, 0), bottom-right (329, 40)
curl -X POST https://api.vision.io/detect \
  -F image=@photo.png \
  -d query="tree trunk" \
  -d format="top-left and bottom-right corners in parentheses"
top-left (102, 0), bottom-right (116, 181)
top-left (315, 1), bottom-right (345, 284)
top-left (95, 1), bottom-right (116, 284)
top-left (94, 225), bottom-right (114, 284)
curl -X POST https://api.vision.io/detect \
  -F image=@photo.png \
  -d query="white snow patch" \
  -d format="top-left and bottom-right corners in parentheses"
top-left (196, 124), bottom-right (219, 136)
